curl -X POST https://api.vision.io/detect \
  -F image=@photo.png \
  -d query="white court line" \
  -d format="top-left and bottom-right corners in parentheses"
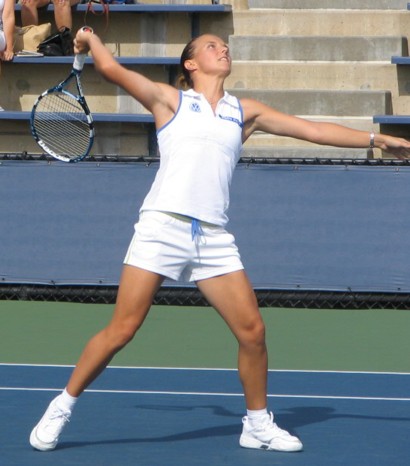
top-left (1, 364), bottom-right (410, 402)
top-left (1, 386), bottom-right (410, 402)
top-left (1, 363), bottom-right (410, 376)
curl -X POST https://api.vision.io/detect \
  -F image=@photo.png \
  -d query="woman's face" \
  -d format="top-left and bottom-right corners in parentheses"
top-left (186, 34), bottom-right (232, 79)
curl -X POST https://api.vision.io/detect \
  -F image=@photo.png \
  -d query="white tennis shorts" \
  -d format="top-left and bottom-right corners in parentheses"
top-left (124, 211), bottom-right (244, 282)
top-left (0, 31), bottom-right (6, 54)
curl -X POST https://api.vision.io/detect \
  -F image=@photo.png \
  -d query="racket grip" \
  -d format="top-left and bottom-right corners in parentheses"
top-left (73, 54), bottom-right (87, 71)
top-left (73, 27), bottom-right (93, 71)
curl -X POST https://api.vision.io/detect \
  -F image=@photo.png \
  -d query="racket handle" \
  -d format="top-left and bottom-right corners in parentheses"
top-left (73, 54), bottom-right (87, 71)
top-left (73, 27), bottom-right (94, 71)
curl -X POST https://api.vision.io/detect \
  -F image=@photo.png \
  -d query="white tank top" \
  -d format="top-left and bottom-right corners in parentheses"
top-left (140, 89), bottom-right (244, 226)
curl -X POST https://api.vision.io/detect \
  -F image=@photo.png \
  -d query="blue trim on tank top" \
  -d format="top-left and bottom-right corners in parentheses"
top-left (156, 90), bottom-right (183, 134)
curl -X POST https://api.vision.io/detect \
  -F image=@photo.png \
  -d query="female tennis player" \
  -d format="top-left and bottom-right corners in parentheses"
top-left (29, 29), bottom-right (410, 454)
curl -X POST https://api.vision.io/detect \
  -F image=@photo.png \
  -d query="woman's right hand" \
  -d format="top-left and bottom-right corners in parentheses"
top-left (0, 48), bottom-right (14, 61)
top-left (74, 27), bottom-right (93, 55)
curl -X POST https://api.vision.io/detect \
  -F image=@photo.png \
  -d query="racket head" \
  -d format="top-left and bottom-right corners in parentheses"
top-left (31, 87), bottom-right (94, 163)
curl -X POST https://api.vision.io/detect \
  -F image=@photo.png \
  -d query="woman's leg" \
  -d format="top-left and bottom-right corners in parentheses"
top-left (197, 270), bottom-right (303, 452)
top-left (30, 265), bottom-right (164, 452)
top-left (196, 270), bottom-right (267, 410)
top-left (66, 265), bottom-right (165, 397)
top-left (20, 0), bottom-right (49, 26)
top-left (53, 0), bottom-right (81, 31)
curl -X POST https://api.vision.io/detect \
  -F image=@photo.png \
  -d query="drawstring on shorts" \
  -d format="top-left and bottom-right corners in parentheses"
top-left (191, 218), bottom-right (204, 242)
top-left (163, 212), bottom-right (207, 244)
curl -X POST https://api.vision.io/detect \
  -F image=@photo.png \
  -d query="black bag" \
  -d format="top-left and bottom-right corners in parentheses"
top-left (37, 27), bottom-right (74, 56)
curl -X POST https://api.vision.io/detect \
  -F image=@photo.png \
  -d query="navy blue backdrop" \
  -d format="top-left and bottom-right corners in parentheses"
top-left (1, 160), bottom-right (409, 293)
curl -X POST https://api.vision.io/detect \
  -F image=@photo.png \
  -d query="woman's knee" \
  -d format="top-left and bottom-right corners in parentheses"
top-left (24, 0), bottom-right (49, 8)
top-left (52, 0), bottom-right (69, 6)
top-left (21, 2), bottom-right (38, 13)
top-left (238, 317), bottom-right (266, 349)
top-left (106, 318), bottom-right (143, 351)
top-left (52, 0), bottom-right (72, 15)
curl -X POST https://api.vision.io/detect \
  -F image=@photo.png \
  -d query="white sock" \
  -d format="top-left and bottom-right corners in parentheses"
top-left (247, 408), bottom-right (268, 425)
top-left (56, 388), bottom-right (78, 413)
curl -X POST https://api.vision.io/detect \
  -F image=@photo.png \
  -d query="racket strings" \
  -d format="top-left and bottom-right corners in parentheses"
top-left (33, 92), bottom-right (92, 161)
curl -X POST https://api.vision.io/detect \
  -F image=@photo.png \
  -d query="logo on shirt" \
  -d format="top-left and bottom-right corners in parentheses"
top-left (218, 114), bottom-right (243, 128)
top-left (189, 102), bottom-right (201, 113)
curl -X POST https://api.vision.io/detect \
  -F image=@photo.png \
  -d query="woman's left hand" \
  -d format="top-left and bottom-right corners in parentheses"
top-left (380, 135), bottom-right (410, 160)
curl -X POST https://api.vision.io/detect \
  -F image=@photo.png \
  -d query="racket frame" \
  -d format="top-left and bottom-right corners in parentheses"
top-left (30, 54), bottom-right (95, 163)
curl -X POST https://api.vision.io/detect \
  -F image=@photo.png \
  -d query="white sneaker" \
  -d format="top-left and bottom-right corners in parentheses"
top-left (240, 412), bottom-right (303, 452)
top-left (30, 395), bottom-right (71, 451)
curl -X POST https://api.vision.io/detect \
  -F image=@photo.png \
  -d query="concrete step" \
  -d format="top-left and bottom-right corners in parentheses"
top-left (226, 62), bottom-right (399, 92)
top-left (230, 35), bottom-right (407, 61)
top-left (233, 10), bottom-right (410, 37)
top-left (0, 61), bottom-right (167, 112)
top-left (4, 63), bottom-right (393, 116)
top-left (243, 116), bottom-right (375, 154)
top-left (241, 146), bottom-right (370, 159)
top-left (227, 61), bottom-right (410, 115)
top-left (247, 116), bottom-right (376, 139)
top-left (0, 117), bottom-right (152, 156)
top-left (229, 89), bottom-right (392, 116)
top-left (242, 114), bottom-right (381, 159)
top-left (242, 108), bottom-right (398, 159)
top-left (248, 0), bottom-right (407, 9)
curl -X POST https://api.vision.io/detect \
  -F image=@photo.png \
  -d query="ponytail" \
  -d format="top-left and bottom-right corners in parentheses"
top-left (175, 37), bottom-right (197, 90)
top-left (174, 73), bottom-right (191, 90)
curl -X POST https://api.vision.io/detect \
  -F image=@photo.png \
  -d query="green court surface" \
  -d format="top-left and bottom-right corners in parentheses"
top-left (1, 300), bottom-right (409, 372)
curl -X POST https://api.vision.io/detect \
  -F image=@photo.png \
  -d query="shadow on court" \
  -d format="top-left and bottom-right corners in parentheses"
top-left (55, 405), bottom-right (410, 452)
top-left (3, 392), bottom-right (410, 466)
top-left (2, 365), bottom-right (410, 466)
top-left (58, 423), bottom-right (240, 449)
top-left (278, 405), bottom-right (410, 430)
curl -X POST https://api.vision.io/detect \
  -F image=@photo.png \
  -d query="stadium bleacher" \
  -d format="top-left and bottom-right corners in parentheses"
top-left (1, 0), bottom-right (409, 158)
top-left (371, 3), bottom-right (410, 135)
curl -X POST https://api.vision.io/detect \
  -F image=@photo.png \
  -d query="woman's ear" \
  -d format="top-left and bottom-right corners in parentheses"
top-left (184, 59), bottom-right (197, 71)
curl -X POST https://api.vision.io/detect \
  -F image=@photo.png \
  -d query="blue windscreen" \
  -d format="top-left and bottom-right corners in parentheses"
top-left (1, 160), bottom-right (409, 293)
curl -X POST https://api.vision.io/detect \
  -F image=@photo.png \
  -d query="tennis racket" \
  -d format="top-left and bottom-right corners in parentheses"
top-left (30, 27), bottom-right (94, 163)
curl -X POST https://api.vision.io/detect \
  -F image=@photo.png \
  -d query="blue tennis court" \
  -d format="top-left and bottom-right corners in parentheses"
top-left (2, 159), bottom-right (410, 465)
top-left (2, 364), bottom-right (410, 466)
